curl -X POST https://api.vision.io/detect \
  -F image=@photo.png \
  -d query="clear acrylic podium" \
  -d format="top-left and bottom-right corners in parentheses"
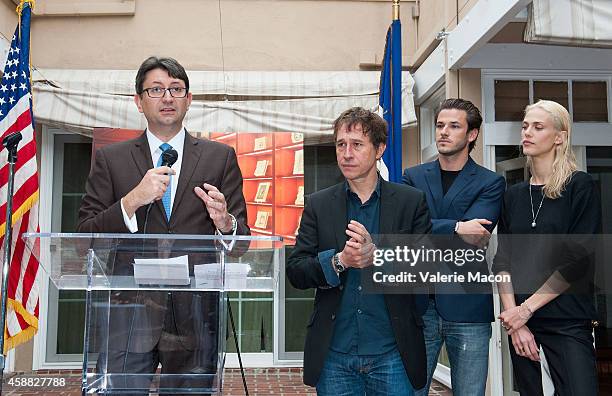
top-left (23, 232), bottom-right (282, 395)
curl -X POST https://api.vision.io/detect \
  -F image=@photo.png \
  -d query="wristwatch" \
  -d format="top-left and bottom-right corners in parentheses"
top-left (222, 213), bottom-right (237, 234)
top-left (332, 253), bottom-right (346, 274)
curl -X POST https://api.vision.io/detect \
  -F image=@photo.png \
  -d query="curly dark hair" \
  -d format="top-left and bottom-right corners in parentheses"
top-left (332, 107), bottom-right (388, 149)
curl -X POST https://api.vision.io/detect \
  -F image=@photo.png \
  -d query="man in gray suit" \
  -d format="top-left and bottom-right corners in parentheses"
top-left (78, 56), bottom-right (249, 392)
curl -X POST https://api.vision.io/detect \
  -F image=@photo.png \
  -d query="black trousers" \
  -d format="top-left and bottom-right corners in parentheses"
top-left (509, 319), bottom-right (597, 396)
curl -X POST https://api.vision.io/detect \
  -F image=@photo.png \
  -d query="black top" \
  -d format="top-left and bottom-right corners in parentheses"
top-left (493, 171), bottom-right (601, 319)
top-left (436, 169), bottom-right (464, 300)
top-left (440, 169), bottom-right (461, 196)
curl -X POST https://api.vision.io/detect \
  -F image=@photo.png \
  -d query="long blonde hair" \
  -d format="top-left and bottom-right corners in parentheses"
top-left (524, 100), bottom-right (577, 199)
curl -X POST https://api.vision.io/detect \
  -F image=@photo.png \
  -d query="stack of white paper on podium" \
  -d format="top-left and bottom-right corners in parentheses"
top-left (194, 263), bottom-right (251, 290)
top-left (132, 255), bottom-right (190, 286)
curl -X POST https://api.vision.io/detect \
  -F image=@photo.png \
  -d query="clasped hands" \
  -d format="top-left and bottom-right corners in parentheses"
top-left (123, 166), bottom-right (233, 232)
top-left (338, 220), bottom-right (376, 269)
top-left (499, 303), bottom-right (533, 335)
top-left (499, 304), bottom-right (539, 361)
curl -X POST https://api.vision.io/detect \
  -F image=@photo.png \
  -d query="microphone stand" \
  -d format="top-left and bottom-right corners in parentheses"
top-left (0, 132), bottom-right (23, 395)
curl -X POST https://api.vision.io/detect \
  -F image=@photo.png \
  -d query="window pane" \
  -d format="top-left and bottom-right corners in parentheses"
top-left (227, 296), bottom-right (273, 353)
top-left (283, 258), bottom-right (314, 353)
top-left (62, 143), bottom-right (92, 193)
top-left (495, 145), bottom-right (522, 163)
top-left (285, 300), bottom-right (312, 352)
top-left (495, 145), bottom-right (527, 187)
top-left (533, 81), bottom-right (569, 110)
top-left (52, 137), bottom-right (92, 358)
top-left (242, 299), bottom-right (273, 353)
top-left (56, 293), bottom-right (86, 354)
top-left (494, 80), bottom-right (529, 121)
top-left (304, 144), bottom-right (343, 195)
top-left (61, 195), bottom-right (85, 233)
top-left (573, 81), bottom-right (608, 122)
top-left (226, 299), bottom-right (238, 353)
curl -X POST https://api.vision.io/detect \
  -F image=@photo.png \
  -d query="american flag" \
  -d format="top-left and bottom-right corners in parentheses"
top-left (0, 0), bottom-right (40, 352)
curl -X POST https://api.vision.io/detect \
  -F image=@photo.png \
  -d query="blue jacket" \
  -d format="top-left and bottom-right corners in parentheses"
top-left (402, 157), bottom-right (505, 322)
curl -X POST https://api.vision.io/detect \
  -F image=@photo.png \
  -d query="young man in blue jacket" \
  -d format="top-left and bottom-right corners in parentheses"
top-left (403, 98), bottom-right (505, 396)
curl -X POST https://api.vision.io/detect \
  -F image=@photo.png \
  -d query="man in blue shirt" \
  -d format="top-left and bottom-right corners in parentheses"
top-left (403, 99), bottom-right (505, 396)
top-left (287, 107), bottom-right (432, 395)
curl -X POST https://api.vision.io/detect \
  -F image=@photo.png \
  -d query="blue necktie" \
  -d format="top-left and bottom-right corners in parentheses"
top-left (157, 143), bottom-right (173, 220)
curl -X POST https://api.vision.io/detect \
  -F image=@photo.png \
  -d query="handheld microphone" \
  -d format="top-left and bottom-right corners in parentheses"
top-left (143, 148), bottom-right (179, 234)
top-left (160, 149), bottom-right (178, 168)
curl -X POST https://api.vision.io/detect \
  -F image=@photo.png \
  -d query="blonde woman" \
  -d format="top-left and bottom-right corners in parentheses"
top-left (494, 100), bottom-right (600, 395)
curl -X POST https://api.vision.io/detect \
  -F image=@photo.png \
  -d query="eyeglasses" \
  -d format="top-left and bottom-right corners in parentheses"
top-left (142, 86), bottom-right (188, 98)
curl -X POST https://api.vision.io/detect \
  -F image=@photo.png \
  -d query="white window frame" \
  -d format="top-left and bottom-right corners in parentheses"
top-left (226, 290), bottom-right (276, 368)
top-left (33, 126), bottom-right (85, 369)
top-left (482, 70), bottom-right (612, 150)
top-left (419, 85), bottom-right (446, 163)
top-left (273, 249), bottom-right (308, 366)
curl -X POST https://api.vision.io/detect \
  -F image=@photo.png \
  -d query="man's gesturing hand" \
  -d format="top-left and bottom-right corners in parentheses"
top-left (339, 220), bottom-right (376, 269)
top-left (194, 183), bottom-right (234, 232)
top-left (122, 166), bottom-right (175, 217)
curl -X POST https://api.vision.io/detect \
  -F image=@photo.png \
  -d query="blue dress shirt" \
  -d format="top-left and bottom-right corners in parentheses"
top-left (317, 179), bottom-right (396, 355)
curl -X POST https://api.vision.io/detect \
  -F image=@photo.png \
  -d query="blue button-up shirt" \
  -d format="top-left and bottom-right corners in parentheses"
top-left (317, 179), bottom-right (396, 355)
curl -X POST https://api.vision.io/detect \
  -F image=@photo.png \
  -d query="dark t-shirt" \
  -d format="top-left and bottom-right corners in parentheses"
top-left (493, 171), bottom-right (601, 319)
top-left (440, 169), bottom-right (461, 196)
top-left (433, 169), bottom-right (461, 300)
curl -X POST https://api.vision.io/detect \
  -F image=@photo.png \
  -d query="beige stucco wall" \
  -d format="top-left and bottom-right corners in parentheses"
top-left (403, 125), bottom-right (420, 169)
top-left (491, 22), bottom-right (526, 43)
top-left (1, 0), bottom-right (18, 41)
top-left (412, 0), bottom-right (487, 167)
top-left (415, 0), bottom-right (448, 48)
top-left (409, 0), bottom-right (478, 68)
top-left (458, 69), bottom-right (483, 165)
top-left (27, 0), bottom-right (419, 71)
